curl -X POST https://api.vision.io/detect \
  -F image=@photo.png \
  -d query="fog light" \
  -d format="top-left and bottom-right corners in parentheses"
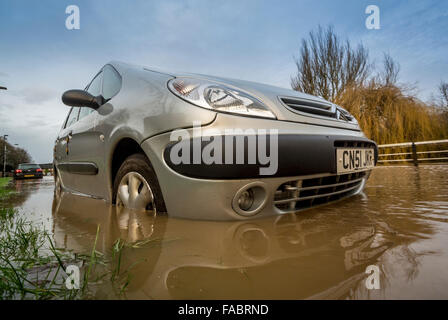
top-left (232, 182), bottom-right (268, 217)
top-left (238, 189), bottom-right (255, 211)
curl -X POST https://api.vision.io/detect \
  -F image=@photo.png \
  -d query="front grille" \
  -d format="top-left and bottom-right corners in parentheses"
top-left (274, 171), bottom-right (367, 212)
top-left (279, 96), bottom-right (357, 123)
top-left (280, 97), bottom-right (336, 118)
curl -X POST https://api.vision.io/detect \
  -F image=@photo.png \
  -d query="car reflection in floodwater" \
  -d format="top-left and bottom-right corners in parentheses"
top-left (49, 166), bottom-right (448, 299)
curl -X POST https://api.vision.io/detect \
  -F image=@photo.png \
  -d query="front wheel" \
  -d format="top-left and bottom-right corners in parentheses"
top-left (113, 153), bottom-right (166, 214)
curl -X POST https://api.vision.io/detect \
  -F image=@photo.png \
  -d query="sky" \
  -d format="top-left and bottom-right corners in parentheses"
top-left (0, 0), bottom-right (447, 163)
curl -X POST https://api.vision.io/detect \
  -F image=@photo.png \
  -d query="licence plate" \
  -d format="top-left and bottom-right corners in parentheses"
top-left (336, 148), bottom-right (374, 173)
top-left (24, 174), bottom-right (34, 177)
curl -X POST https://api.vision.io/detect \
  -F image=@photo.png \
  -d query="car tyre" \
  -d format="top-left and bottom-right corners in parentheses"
top-left (113, 153), bottom-right (166, 214)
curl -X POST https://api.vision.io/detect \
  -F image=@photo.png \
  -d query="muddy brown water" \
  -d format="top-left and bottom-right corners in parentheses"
top-left (5, 165), bottom-right (448, 299)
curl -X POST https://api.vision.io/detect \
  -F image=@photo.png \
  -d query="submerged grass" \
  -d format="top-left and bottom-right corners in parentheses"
top-left (0, 181), bottom-right (171, 299)
top-left (0, 210), bottom-right (102, 299)
top-left (0, 213), bottom-right (128, 299)
top-left (0, 182), bottom-right (109, 299)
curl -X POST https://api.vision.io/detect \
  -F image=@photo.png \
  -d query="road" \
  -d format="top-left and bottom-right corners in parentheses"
top-left (4, 165), bottom-right (448, 299)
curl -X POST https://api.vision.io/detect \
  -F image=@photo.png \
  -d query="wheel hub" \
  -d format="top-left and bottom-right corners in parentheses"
top-left (116, 171), bottom-right (155, 212)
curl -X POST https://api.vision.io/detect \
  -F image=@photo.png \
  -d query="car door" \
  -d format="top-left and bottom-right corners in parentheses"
top-left (60, 70), bottom-right (108, 198)
top-left (55, 106), bottom-right (80, 188)
top-left (59, 65), bottom-right (122, 199)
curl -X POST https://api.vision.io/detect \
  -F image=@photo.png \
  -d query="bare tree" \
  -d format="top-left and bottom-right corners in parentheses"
top-left (380, 53), bottom-right (400, 86)
top-left (291, 26), bottom-right (370, 101)
top-left (439, 81), bottom-right (448, 109)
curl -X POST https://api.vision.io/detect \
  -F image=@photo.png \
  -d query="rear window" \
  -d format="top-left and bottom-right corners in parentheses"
top-left (18, 164), bottom-right (40, 169)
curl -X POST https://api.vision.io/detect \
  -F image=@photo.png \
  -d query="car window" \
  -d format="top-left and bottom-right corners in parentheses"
top-left (18, 164), bottom-right (40, 169)
top-left (78, 106), bottom-right (94, 120)
top-left (87, 71), bottom-right (102, 96)
top-left (102, 65), bottom-right (122, 100)
top-left (78, 71), bottom-right (103, 120)
top-left (65, 107), bottom-right (80, 128)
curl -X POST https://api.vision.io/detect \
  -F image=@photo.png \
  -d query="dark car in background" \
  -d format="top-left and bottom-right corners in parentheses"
top-left (14, 163), bottom-right (43, 179)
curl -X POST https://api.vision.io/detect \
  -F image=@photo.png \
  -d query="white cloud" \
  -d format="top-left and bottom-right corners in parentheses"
top-left (17, 86), bottom-right (57, 104)
top-left (0, 88), bottom-right (67, 163)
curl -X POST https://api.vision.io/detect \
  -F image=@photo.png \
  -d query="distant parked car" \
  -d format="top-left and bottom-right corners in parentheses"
top-left (55, 61), bottom-right (377, 220)
top-left (14, 163), bottom-right (43, 179)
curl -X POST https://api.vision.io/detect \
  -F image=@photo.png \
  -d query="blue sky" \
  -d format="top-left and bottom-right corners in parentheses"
top-left (0, 0), bottom-right (447, 163)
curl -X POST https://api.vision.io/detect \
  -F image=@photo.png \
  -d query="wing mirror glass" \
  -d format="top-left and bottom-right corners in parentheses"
top-left (62, 90), bottom-right (104, 109)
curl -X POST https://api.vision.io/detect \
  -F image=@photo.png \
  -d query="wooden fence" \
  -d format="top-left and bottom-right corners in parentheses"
top-left (378, 139), bottom-right (448, 166)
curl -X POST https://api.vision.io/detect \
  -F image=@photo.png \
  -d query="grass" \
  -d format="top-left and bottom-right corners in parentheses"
top-left (0, 207), bottom-right (151, 300)
top-left (0, 177), bottom-right (11, 188)
top-left (0, 179), bottom-right (170, 299)
top-left (0, 181), bottom-right (110, 299)
top-left (0, 178), bottom-right (13, 199)
top-left (0, 208), bottom-right (103, 299)
top-left (0, 212), bottom-right (130, 299)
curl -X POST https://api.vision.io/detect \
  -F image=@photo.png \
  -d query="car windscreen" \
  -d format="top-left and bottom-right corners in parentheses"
top-left (18, 164), bottom-right (40, 169)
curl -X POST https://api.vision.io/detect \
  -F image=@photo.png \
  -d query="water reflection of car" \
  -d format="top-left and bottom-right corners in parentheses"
top-left (55, 61), bottom-right (377, 220)
top-left (13, 163), bottom-right (43, 179)
top-left (51, 191), bottom-right (389, 299)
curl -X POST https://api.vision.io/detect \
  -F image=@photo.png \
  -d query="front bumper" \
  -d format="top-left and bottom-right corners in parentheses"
top-left (141, 114), bottom-right (377, 220)
top-left (164, 134), bottom-right (377, 179)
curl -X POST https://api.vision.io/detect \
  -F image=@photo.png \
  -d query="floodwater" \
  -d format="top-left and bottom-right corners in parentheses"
top-left (5, 165), bottom-right (448, 299)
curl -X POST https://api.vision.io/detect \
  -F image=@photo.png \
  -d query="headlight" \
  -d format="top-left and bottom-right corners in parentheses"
top-left (168, 78), bottom-right (276, 119)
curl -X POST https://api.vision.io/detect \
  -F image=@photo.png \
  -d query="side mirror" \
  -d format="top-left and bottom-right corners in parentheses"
top-left (62, 89), bottom-right (104, 109)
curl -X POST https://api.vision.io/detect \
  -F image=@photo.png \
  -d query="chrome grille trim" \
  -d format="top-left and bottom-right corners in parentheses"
top-left (274, 171), bottom-right (367, 212)
top-left (279, 96), bottom-right (337, 118)
top-left (274, 183), bottom-right (360, 204)
top-left (281, 176), bottom-right (364, 192)
top-left (279, 96), bottom-right (357, 124)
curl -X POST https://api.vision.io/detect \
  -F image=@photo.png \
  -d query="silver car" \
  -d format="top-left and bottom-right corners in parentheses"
top-left (54, 61), bottom-right (377, 220)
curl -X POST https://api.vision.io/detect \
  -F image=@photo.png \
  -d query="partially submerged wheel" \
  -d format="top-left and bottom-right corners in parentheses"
top-left (116, 171), bottom-right (155, 211)
top-left (113, 153), bottom-right (166, 214)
